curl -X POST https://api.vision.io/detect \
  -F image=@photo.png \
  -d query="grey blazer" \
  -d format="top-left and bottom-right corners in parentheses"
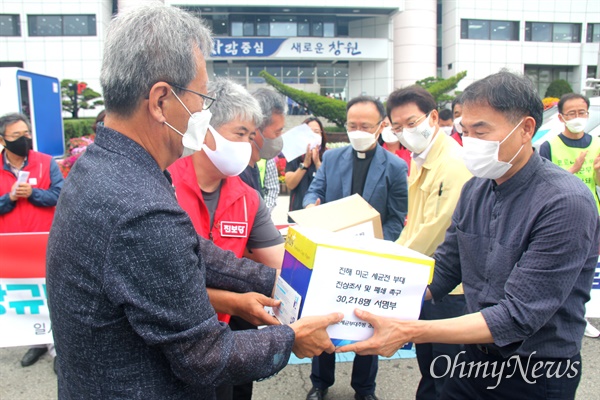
top-left (47, 126), bottom-right (294, 399)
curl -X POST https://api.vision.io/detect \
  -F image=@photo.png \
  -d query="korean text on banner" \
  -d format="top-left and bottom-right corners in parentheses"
top-left (0, 232), bottom-right (53, 347)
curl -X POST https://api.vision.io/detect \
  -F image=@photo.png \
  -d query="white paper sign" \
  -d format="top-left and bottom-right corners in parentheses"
top-left (273, 276), bottom-right (302, 324)
top-left (281, 123), bottom-right (322, 162)
top-left (11, 170), bottom-right (30, 196)
top-left (301, 246), bottom-right (430, 342)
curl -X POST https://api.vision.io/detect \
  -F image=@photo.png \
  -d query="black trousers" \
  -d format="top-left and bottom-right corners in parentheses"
top-left (310, 352), bottom-right (378, 396)
top-left (416, 295), bottom-right (466, 400)
top-left (440, 345), bottom-right (581, 400)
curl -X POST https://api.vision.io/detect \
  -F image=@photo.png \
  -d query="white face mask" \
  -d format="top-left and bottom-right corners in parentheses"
top-left (453, 116), bottom-right (463, 134)
top-left (441, 126), bottom-right (453, 136)
top-left (397, 113), bottom-right (435, 154)
top-left (564, 117), bottom-right (588, 134)
top-left (164, 89), bottom-right (212, 158)
top-left (381, 126), bottom-right (399, 143)
top-left (462, 118), bottom-right (525, 180)
top-left (347, 129), bottom-right (378, 152)
top-left (203, 126), bottom-right (252, 177)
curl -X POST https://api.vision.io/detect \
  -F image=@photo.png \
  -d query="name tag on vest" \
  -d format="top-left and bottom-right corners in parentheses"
top-left (220, 221), bottom-right (248, 238)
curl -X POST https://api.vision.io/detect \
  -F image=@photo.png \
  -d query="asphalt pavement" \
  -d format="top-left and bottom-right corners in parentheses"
top-left (2, 194), bottom-right (599, 399)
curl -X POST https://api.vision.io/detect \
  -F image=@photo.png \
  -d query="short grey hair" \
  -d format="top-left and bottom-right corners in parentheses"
top-left (250, 88), bottom-right (287, 130)
top-left (100, 3), bottom-right (213, 117)
top-left (0, 113), bottom-right (31, 137)
top-left (207, 78), bottom-right (263, 131)
top-left (461, 70), bottom-right (543, 134)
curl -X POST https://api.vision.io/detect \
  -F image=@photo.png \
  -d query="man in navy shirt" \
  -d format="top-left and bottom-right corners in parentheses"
top-left (338, 71), bottom-right (600, 399)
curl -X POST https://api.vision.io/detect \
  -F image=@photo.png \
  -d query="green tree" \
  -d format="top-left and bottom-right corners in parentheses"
top-left (544, 79), bottom-right (573, 98)
top-left (61, 79), bottom-right (104, 119)
top-left (415, 71), bottom-right (467, 108)
top-left (259, 71), bottom-right (347, 127)
top-left (260, 70), bottom-right (468, 126)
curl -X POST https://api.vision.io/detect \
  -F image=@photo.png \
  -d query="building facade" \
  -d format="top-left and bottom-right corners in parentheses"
top-left (0, 0), bottom-right (598, 118)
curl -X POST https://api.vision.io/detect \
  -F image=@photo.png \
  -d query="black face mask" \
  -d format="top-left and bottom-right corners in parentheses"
top-left (3, 136), bottom-right (30, 157)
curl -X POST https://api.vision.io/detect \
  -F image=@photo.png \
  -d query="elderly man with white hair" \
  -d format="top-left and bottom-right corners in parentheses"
top-left (46, 4), bottom-right (342, 399)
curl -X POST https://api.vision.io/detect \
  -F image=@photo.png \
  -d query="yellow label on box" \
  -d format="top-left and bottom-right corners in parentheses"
top-left (284, 226), bottom-right (318, 270)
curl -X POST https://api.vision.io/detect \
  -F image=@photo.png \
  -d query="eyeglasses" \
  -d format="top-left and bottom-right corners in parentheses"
top-left (167, 82), bottom-right (216, 110)
top-left (562, 111), bottom-right (589, 119)
top-left (390, 113), bottom-right (428, 134)
top-left (344, 120), bottom-right (382, 133)
top-left (2, 130), bottom-right (30, 141)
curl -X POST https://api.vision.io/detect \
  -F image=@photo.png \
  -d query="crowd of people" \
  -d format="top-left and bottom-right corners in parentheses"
top-left (1, 3), bottom-right (599, 400)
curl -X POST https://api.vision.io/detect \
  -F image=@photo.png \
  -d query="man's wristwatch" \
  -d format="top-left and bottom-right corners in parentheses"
top-left (299, 163), bottom-right (307, 170)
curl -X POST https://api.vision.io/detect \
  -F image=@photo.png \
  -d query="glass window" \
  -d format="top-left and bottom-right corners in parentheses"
top-left (256, 18), bottom-right (269, 36)
top-left (231, 21), bottom-right (243, 37)
top-left (28, 14), bottom-right (96, 36)
top-left (266, 66), bottom-right (281, 77)
top-left (318, 78), bottom-right (335, 87)
top-left (317, 66), bottom-right (334, 78)
top-left (526, 22), bottom-right (581, 43)
top-left (553, 23), bottom-right (579, 42)
top-left (249, 66), bottom-right (265, 77)
top-left (243, 22), bottom-right (254, 36)
top-left (337, 20), bottom-right (349, 37)
top-left (312, 21), bottom-right (323, 37)
top-left (490, 21), bottom-right (519, 41)
top-left (28, 15), bottom-right (62, 36)
top-left (283, 66), bottom-right (298, 77)
top-left (324, 22), bottom-right (335, 37)
top-left (0, 14), bottom-right (21, 37)
top-left (588, 23), bottom-right (600, 43)
top-left (228, 66), bottom-right (246, 79)
top-left (212, 14), bottom-right (228, 35)
top-left (529, 22), bottom-right (552, 42)
top-left (270, 16), bottom-right (296, 37)
top-left (298, 20), bottom-right (310, 37)
top-left (63, 15), bottom-right (96, 36)
top-left (298, 66), bottom-right (315, 83)
top-left (468, 20), bottom-right (489, 39)
top-left (213, 64), bottom-right (228, 77)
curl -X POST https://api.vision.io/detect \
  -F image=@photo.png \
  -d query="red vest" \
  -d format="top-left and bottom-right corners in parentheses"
top-left (168, 157), bottom-right (260, 323)
top-left (0, 150), bottom-right (55, 233)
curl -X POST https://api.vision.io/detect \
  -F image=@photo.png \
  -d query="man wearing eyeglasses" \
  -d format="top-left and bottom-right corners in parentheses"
top-left (0, 112), bottom-right (64, 234)
top-left (540, 93), bottom-right (600, 338)
top-left (302, 96), bottom-right (408, 400)
top-left (0, 112), bottom-right (64, 371)
top-left (45, 5), bottom-right (342, 399)
top-left (540, 93), bottom-right (600, 214)
top-left (386, 86), bottom-right (471, 400)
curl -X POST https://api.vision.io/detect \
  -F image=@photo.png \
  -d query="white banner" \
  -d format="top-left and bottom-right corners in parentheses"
top-left (586, 257), bottom-right (600, 318)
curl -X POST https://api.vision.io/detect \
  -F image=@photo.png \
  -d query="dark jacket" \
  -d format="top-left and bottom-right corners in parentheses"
top-left (302, 144), bottom-right (408, 241)
top-left (46, 126), bottom-right (294, 399)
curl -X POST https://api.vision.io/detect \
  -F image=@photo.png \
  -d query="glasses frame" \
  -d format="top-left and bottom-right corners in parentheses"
top-left (344, 120), bottom-right (383, 133)
top-left (1, 129), bottom-right (30, 141)
top-left (166, 82), bottom-right (216, 110)
top-left (390, 112), bottom-right (429, 134)
top-left (561, 111), bottom-right (589, 119)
